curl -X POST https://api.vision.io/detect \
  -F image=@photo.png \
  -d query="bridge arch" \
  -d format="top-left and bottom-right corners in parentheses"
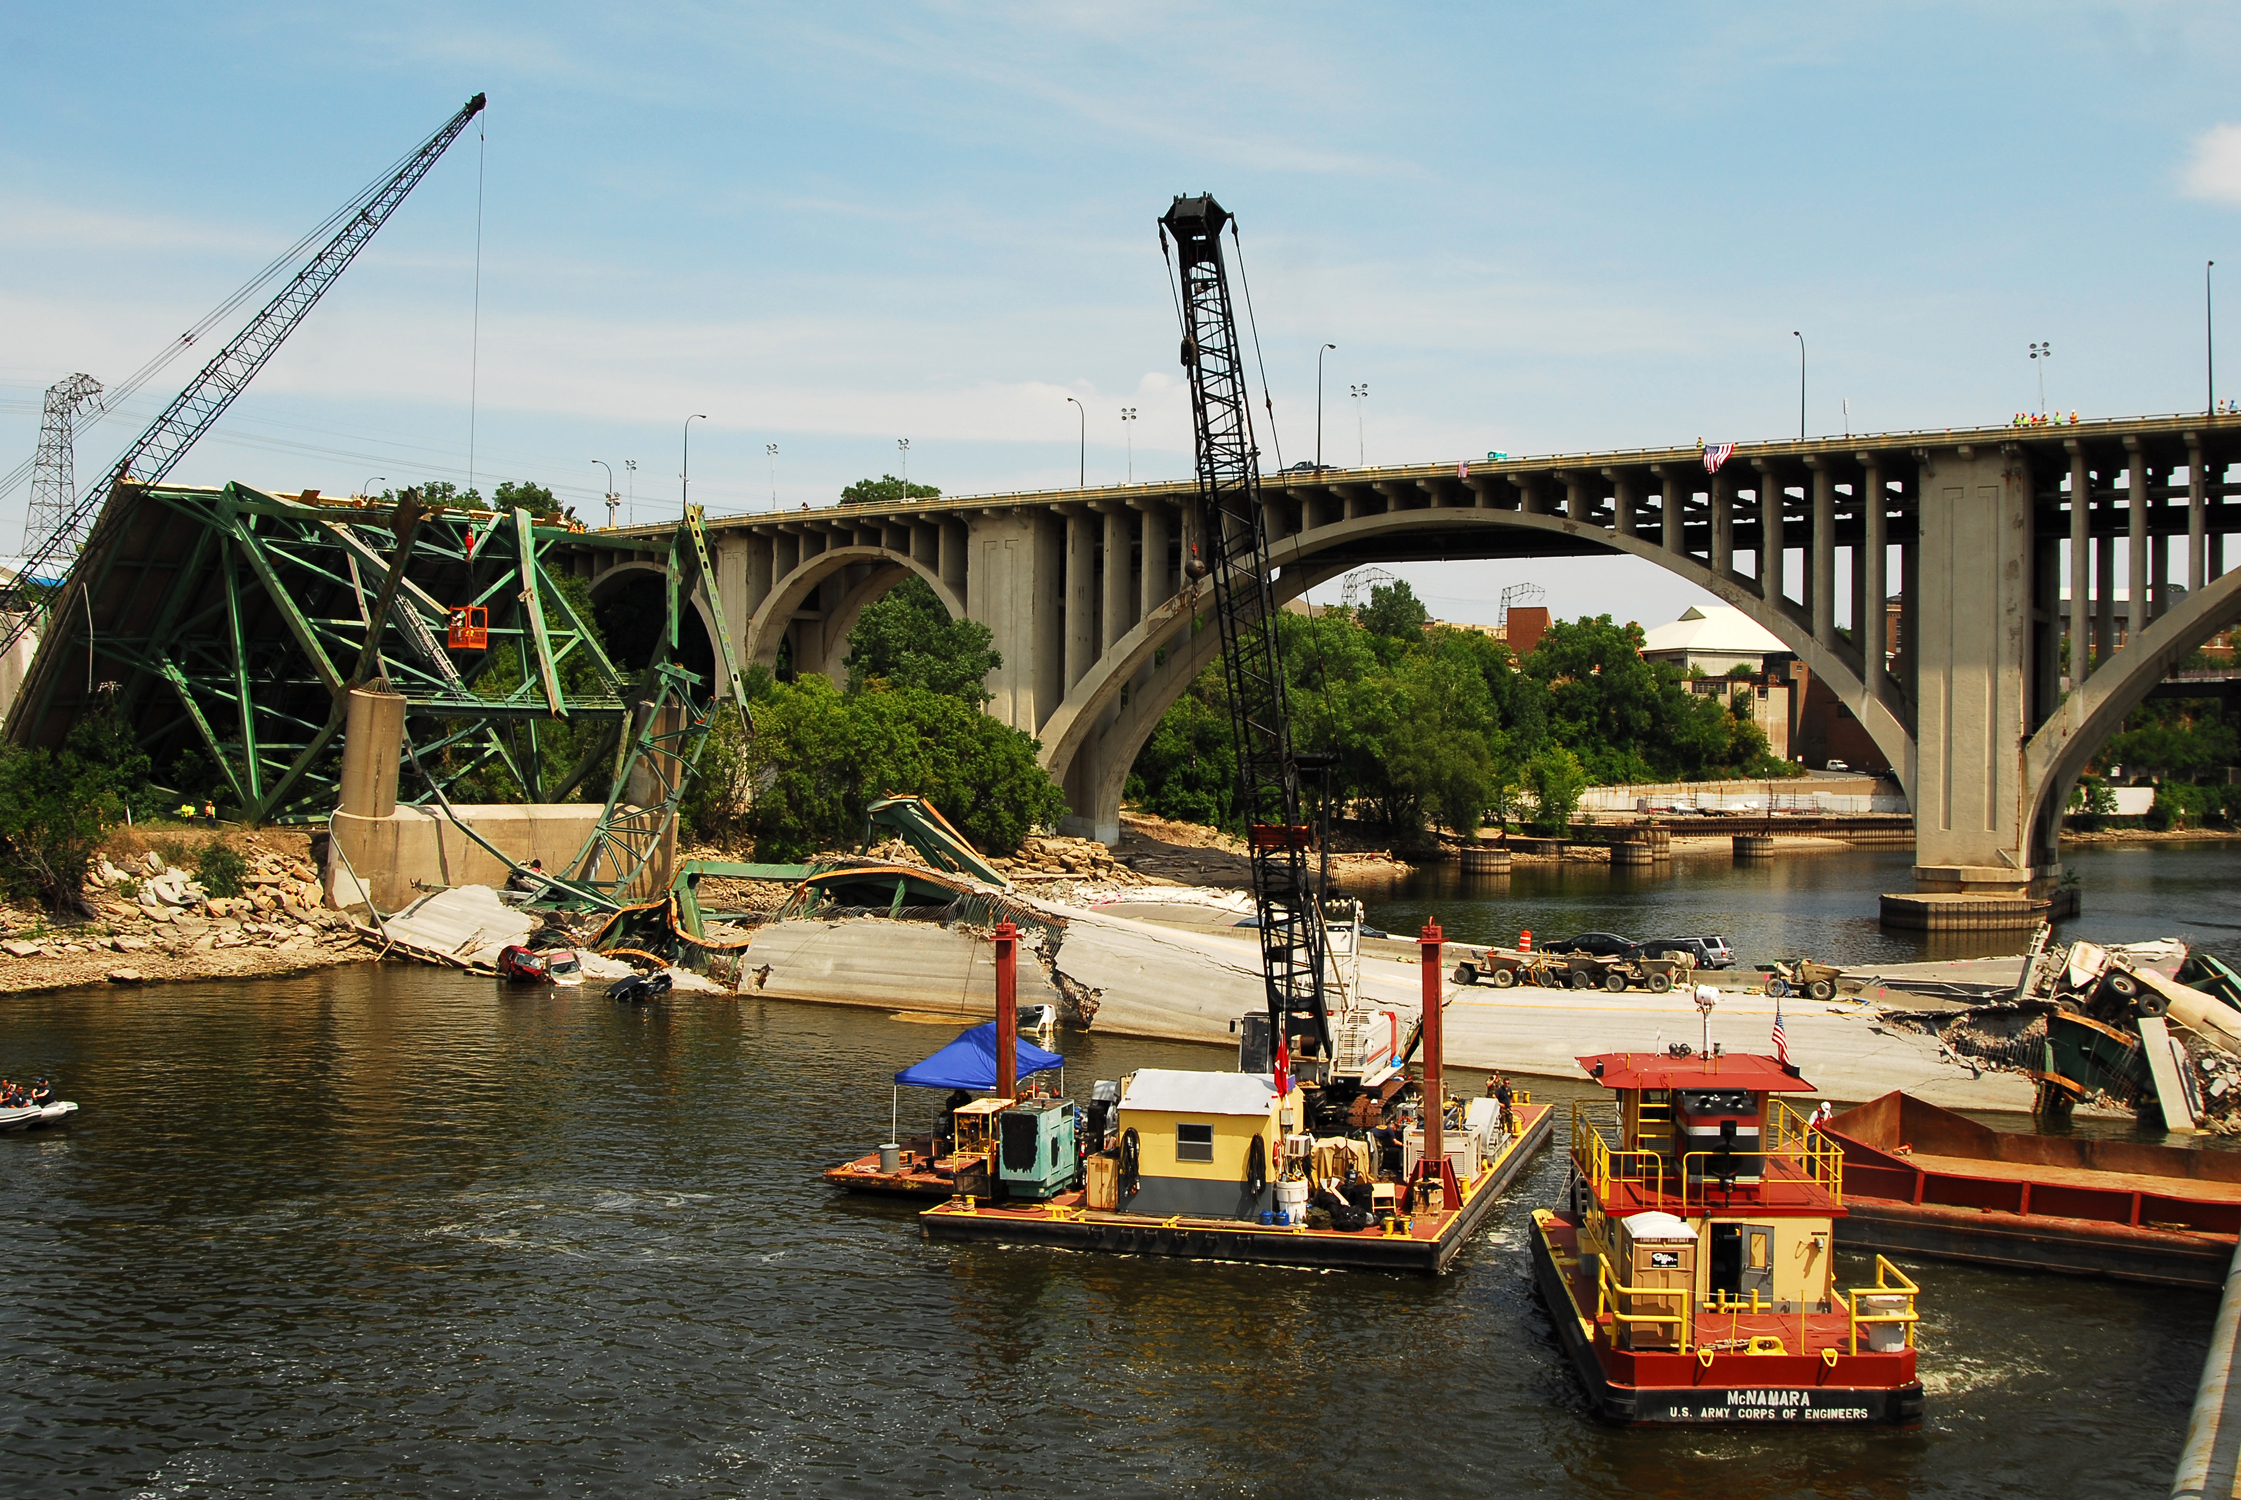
top-left (589, 559), bottom-right (723, 688)
top-left (1037, 505), bottom-right (1917, 842)
top-left (2023, 569), bottom-right (2241, 866)
top-left (744, 544), bottom-right (965, 684)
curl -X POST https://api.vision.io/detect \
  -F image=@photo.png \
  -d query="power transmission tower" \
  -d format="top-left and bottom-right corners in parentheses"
top-left (22, 374), bottom-right (102, 558)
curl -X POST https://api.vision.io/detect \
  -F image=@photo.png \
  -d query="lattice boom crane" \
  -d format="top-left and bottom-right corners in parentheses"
top-left (1159, 194), bottom-right (1332, 1073)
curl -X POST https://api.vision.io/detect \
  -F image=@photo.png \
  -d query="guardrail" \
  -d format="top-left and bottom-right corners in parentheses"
top-left (1844, 1255), bottom-right (1921, 1355)
top-left (1596, 1255), bottom-right (1689, 1345)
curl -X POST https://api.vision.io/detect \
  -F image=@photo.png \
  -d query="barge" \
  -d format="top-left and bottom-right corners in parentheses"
top-left (1532, 1050), bottom-right (1926, 1425)
top-left (1824, 1090), bottom-right (2241, 1288)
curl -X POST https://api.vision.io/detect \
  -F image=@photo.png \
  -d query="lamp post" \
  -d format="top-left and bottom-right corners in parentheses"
top-left (624, 460), bottom-right (637, 526)
top-left (766, 443), bottom-right (778, 506)
top-left (1793, 331), bottom-right (1806, 440)
top-left (592, 460), bottom-right (616, 528)
top-left (681, 414), bottom-right (707, 520)
top-left (1316, 343), bottom-right (1337, 469)
top-left (1065, 396), bottom-right (1084, 488)
top-left (898, 437), bottom-right (910, 495)
top-left (2029, 342), bottom-right (2052, 418)
top-left (1120, 408), bottom-right (1137, 482)
top-left (363, 475), bottom-right (387, 502)
top-left (1349, 383), bottom-right (1368, 467)
top-left (2210, 261), bottom-right (2218, 417)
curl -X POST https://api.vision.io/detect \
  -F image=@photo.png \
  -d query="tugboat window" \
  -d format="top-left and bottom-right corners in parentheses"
top-left (1176, 1123), bottom-right (1215, 1163)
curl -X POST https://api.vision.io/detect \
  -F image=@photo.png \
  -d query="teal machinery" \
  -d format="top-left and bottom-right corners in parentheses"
top-left (997, 1098), bottom-right (1077, 1199)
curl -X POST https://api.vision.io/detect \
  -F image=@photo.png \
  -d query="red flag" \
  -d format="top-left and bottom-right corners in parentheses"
top-left (1273, 1028), bottom-right (1291, 1097)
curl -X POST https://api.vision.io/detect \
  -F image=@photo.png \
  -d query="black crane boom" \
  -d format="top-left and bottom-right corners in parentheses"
top-left (1, 91), bottom-right (486, 661)
top-left (1159, 194), bottom-right (1331, 1066)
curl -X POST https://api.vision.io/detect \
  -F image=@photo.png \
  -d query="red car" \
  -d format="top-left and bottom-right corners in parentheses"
top-left (497, 946), bottom-right (582, 985)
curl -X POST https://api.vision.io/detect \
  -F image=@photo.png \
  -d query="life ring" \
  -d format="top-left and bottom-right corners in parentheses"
top-left (1119, 1127), bottom-right (1141, 1197)
top-left (1246, 1133), bottom-right (1267, 1196)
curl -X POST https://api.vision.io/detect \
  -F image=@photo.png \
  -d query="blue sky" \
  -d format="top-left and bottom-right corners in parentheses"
top-left (7, 3), bottom-right (2241, 627)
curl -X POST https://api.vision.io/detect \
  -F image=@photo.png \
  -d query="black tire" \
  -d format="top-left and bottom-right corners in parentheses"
top-left (1807, 979), bottom-right (1836, 1001)
top-left (2107, 971), bottom-right (2140, 1000)
top-left (1453, 963), bottom-right (1479, 986)
top-left (1648, 972), bottom-right (1674, 994)
top-left (1246, 1133), bottom-right (1267, 1196)
top-left (1490, 967), bottom-right (1517, 989)
top-left (1765, 978), bottom-right (1789, 998)
top-left (1569, 968), bottom-right (1595, 991)
top-left (2134, 993), bottom-right (2171, 1018)
top-left (1604, 971), bottom-right (1629, 993)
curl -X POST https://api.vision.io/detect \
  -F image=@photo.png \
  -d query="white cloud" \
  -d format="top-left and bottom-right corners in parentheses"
top-left (2182, 123), bottom-right (2241, 205)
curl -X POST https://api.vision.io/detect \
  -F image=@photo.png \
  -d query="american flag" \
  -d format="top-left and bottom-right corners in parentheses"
top-left (1771, 996), bottom-right (1790, 1066)
top-left (1702, 442), bottom-right (1736, 474)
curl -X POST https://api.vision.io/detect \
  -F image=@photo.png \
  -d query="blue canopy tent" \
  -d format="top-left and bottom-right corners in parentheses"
top-left (887, 1021), bottom-right (1064, 1147)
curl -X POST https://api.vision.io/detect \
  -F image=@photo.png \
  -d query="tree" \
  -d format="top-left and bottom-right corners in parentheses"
top-left (1523, 745), bottom-right (1588, 835)
top-left (1359, 579), bottom-right (1429, 639)
top-left (840, 474), bottom-right (942, 506)
top-left (493, 479), bottom-right (577, 528)
top-left (844, 575), bottom-right (1000, 703)
top-left (739, 675), bottom-right (1065, 860)
top-left (0, 694), bottom-right (151, 916)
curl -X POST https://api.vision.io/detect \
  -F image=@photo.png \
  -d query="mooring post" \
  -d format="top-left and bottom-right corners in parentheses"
top-left (995, 920), bottom-right (1018, 1100)
top-left (1420, 918), bottom-right (1444, 1202)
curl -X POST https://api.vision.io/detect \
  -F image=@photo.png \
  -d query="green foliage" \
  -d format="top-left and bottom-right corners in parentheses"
top-left (1524, 745), bottom-right (1588, 835)
top-left (194, 842), bottom-right (248, 899)
top-left (840, 474), bottom-right (942, 506)
top-left (2147, 782), bottom-right (2215, 831)
top-left (1358, 579), bottom-right (1429, 639)
top-left (2099, 696), bottom-right (2238, 785)
top-left (1125, 604), bottom-right (1799, 840)
top-left (736, 676), bottom-right (1065, 860)
top-left (381, 479), bottom-right (576, 528)
top-left (0, 697), bottom-right (153, 915)
top-left (844, 575), bottom-right (999, 703)
top-left (2070, 775), bottom-right (2118, 831)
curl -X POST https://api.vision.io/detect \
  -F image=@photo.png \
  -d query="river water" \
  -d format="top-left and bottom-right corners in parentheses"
top-left (1357, 838), bottom-right (2241, 968)
top-left (0, 961), bottom-right (2215, 1497)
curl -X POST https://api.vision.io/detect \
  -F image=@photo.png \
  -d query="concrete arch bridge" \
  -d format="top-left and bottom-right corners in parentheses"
top-left (561, 414), bottom-right (2241, 903)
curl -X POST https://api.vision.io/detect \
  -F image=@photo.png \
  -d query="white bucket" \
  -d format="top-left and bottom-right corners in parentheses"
top-left (1274, 1179), bottom-right (1309, 1216)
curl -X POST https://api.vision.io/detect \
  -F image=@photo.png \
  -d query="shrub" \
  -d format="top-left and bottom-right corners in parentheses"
top-left (0, 699), bottom-right (152, 916)
top-left (194, 843), bottom-right (248, 898)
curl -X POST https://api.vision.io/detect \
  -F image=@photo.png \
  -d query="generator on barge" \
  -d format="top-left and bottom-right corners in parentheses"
top-left (1530, 1051), bottom-right (1927, 1425)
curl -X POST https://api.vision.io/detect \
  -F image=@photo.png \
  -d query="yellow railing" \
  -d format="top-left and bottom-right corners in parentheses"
top-left (1844, 1255), bottom-right (1921, 1355)
top-left (1595, 1256), bottom-right (1688, 1343)
top-left (1570, 1101), bottom-right (1670, 1203)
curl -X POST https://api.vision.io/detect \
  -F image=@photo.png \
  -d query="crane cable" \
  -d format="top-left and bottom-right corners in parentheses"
top-left (1227, 218), bottom-right (1285, 474)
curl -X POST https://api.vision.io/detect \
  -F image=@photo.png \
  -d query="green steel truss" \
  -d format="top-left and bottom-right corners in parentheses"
top-left (3, 485), bottom-right (747, 865)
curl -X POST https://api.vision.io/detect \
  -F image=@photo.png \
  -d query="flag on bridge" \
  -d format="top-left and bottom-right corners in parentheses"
top-left (1702, 442), bottom-right (1736, 474)
top-left (1771, 995), bottom-right (1790, 1066)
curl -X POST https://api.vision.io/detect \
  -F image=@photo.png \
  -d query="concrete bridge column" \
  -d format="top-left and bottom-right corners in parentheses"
top-left (2127, 439), bottom-right (2149, 637)
top-left (1861, 456), bottom-right (1887, 701)
top-left (1907, 446), bottom-right (2049, 899)
top-left (1101, 504), bottom-right (1135, 653)
top-left (1652, 464), bottom-right (1685, 558)
top-left (962, 509), bottom-right (1057, 733)
top-left (2066, 444), bottom-right (2089, 688)
top-left (746, 532), bottom-right (774, 621)
top-left (1808, 459), bottom-right (1835, 645)
top-left (1607, 471), bottom-right (1637, 540)
top-left (1712, 473), bottom-right (1735, 579)
top-left (1753, 462), bottom-right (1784, 607)
top-left (2095, 530), bottom-right (2116, 667)
top-left (939, 521), bottom-right (967, 608)
top-left (2191, 437), bottom-right (2209, 593)
top-left (1062, 507), bottom-right (1096, 694)
top-left (1136, 500), bottom-right (1172, 619)
top-left (1514, 473), bottom-right (1545, 515)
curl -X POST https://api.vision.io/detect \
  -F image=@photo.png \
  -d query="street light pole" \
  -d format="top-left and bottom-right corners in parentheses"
top-left (682, 414), bottom-right (707, 520)
top-left (898, 438), bottom-right (910, 496)
top-left (2029, 342), bottom-right (2051, 418)
top-left (1065, 396), bottom-right (1085, 488)
top-left (1120, 407), bottom-right (1137, 482)
top-left (1350, 383), bottom-right (1368, 467)
top-left (624, 461), bottom-right (637, 526)
top-left (1316, 343), bottom-right (1337, 469)
top-left (1793, 331), bottom-right (1806, 440)
top-left (364, 475), bottom-right (388, 501)
top-left (766, 443), bottom-right (778, 506)
top-left (2210, 260), bottom-right (2219, 417)
top-left (592, 460), bottom-right (615, 528)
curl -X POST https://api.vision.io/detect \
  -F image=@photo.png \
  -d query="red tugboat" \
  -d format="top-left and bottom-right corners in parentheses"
top-left (1530, 1050), bottom-right (1926, 1425)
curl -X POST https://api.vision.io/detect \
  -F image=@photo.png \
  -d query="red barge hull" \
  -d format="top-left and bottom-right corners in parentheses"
top-left (1531, 1211), bottom-right (1924, 1426)
top-left (1826, 1093), bottom-right (2241, 1289)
